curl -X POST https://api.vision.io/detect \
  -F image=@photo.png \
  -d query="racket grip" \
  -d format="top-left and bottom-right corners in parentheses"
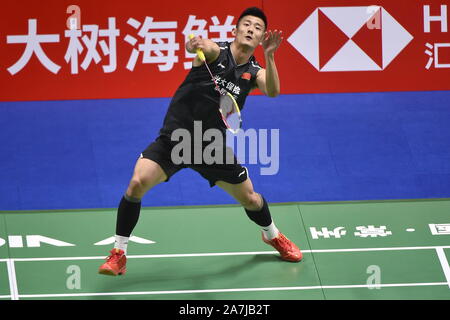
top-left (188, 34), bottom-right (206, 62)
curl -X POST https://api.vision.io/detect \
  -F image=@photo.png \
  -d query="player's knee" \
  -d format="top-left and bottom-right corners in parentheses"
top-left (240, 192), bottom-right (261, 211)
top-left (127, 177), bottom-right (149, 197)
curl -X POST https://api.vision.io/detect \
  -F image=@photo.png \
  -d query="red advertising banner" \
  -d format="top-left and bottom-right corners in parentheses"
top-left (0, 0), bottom-right (449, 101)
top-left (0, 0), bottom-right (263, 101)
top-left (266, 0), bottom-right (450, 94)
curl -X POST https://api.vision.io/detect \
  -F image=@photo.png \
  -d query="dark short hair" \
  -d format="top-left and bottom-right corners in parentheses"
top-left (237, 7), bottom-right (267, 29)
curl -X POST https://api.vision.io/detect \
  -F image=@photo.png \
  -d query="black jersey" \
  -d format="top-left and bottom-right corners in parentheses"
top-left (159, 41), bottom-right (262, 138)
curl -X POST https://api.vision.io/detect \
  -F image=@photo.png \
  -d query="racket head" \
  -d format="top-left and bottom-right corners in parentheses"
top-left (219, 92), bottom-right (242, 134)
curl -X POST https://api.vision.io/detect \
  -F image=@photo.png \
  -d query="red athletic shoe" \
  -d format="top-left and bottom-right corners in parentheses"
top-left (262, 232), bottom-right (303, 262)
top-left (98, 249), bottom-right (127, 276)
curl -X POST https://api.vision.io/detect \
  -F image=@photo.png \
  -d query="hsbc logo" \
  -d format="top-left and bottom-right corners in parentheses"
top-left (288, 6), bottom-right (414, 71)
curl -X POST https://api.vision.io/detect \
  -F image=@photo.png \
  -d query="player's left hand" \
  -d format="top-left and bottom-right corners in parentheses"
top-left (261, 30), bottom-right (283, 55)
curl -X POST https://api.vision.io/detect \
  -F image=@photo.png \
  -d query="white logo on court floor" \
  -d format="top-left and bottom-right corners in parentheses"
top-left (354, 225), bottom-right (392, 238)
top-left (429, 224), bottom-right (450, 235)
top-left (310, 227), bottom-right (347, 239)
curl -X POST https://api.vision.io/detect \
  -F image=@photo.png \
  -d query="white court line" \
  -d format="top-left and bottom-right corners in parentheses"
top-left (6, 259), bottom-right (18, 300)
top-left (436, 247), bottom-right (450, 288)
top-left (17, 282), bottom-right (449, 299)
top-left (2, 245), bottom-right (449, 300)
top-left (307, 245), bottom-right (450, 253)
top-left (1, 245), bottom-right (450, 262)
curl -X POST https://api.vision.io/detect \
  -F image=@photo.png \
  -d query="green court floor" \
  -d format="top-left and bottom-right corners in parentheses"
top-left (0, 199), bottom-right (449, 300)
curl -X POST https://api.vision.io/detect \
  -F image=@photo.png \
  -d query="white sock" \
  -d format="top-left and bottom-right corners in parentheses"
top-left (114, 235), bottom-right (129, 255)
top-left (262, 222), bottom-right (279, 240)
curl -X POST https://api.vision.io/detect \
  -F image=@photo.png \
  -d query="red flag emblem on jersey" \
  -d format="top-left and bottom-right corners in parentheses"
top-left (241, 72), bottom-right (251, 80)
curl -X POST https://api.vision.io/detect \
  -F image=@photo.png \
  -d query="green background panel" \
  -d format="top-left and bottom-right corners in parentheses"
top-left (313, 250), bottom-right (447, 285)
top-left (0, 215), bottom-right (10, 259)
top-left (4, 210), bottom-right (115, 258)
top-left (0, 261), bottom-right (11, 297)
top-left (3, 204), bottom-right (308, 258)
top-left (132, 204), bottom-right (307, 255)
top-left (22, 289), bottom-right (325, 300)
top-left (299, 200), bottom-right (450, 249)
top-left (323, 285), bottom-right (450, 300)
top-left (2, 200), bottom-right (450, 300)
top-left (314, 245), bottom-right (450, 299)
top-left (15, 253), bottom-right (321, 299)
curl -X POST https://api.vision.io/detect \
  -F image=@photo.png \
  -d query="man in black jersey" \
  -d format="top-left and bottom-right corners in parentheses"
top-left (99, 7), bottom-right (302, 277)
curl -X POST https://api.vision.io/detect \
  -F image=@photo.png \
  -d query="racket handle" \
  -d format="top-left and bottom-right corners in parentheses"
top-left (188, 34), bottom-right (206, 62)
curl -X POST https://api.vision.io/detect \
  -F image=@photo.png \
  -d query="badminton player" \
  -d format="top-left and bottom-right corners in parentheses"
top-left (99, 7), bottom-right (302, 276)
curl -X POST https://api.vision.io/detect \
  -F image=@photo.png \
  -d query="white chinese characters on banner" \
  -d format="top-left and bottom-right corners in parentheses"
top-left (425, 42), bottom-right (450, 69)
top-left (7, 19), bottom-right (60, 75)
top-left (99, 18), bottom-right (120, 73)
top-left (209, 15), bottom-right (235, 42)
top-left (182, 15), bottom-right (235, 69)
top-left (6, 15), bottom-right (236, 75)
top-left (65, 28), bottom-right (83, 74)
top-left (64, 17), bottom-right (119, 74)
top-left (125, 17), bottom-right (179, 72)
top-left (182, 15), bottom-right (208, 69)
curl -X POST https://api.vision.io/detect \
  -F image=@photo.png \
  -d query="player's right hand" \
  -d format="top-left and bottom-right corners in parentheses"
top-left (187, 35), bottom-right (206, 53)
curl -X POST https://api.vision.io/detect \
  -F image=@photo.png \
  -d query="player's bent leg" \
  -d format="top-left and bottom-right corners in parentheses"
top-left (216, 178), bottom-right (303, 262)
top-left (215, 178), bottom-right (262, 211)
top-left (126, 157), bottom-right (168, 199)
top-left (117, 157), bottom-right (167, 245)
top-left (99, 158), bottom-right (168, 276)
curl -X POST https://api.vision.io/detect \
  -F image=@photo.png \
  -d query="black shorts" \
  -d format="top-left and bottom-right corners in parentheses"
top-left (141, 135), bottom-right (248, 187)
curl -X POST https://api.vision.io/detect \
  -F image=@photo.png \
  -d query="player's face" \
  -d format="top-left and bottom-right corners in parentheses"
top-left (234, 15), bottom-right (265, 49)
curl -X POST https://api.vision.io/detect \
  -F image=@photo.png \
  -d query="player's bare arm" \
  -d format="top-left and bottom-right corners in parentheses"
top-left (256, 30), bottom-right (283, 97)
top-left (186, 36), bottom-right (220, 66)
